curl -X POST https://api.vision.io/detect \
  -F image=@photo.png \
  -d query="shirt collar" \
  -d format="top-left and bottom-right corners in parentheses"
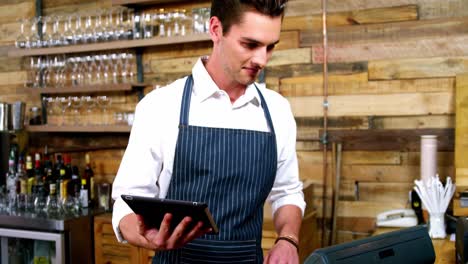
top-left (191, 57), bottom-right (261, 107)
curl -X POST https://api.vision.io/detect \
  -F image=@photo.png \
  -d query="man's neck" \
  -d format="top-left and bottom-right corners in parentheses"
top-left (204, 57), bottom-right (247, 104)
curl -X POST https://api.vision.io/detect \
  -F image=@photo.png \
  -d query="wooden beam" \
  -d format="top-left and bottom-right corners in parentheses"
top-left (288, 92), bottom-right (453, 117)
top-left (455, 74), bottom-right (468, 189)
top-left (312, 35), bottom-right (468, 64)
top-left (28, 133), bottom-right (129, 154)
top-left (266, 62), bottom-right (367, 79)
top-left (149, 48), bottom-right (311, 74)
top-left (371, 115), bottom-right (455, 129)
top-left (369, 57), bottom-right (468, 80)
top-left (283, 5), bottom-right (418, 31)
top-left (280, 76), bottom-right (454, 97)
top-left (285, 0), bottom-right (468, 19)
top-left (301, 17), bottom-right (468, 46)
top-left (319, 128), bottom-right (454, 151)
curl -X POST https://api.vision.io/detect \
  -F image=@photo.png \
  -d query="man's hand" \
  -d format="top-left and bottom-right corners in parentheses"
top-left (263, 239), bottom-right (299, 264)
top-left (119, 213), bottom-right (211, 251)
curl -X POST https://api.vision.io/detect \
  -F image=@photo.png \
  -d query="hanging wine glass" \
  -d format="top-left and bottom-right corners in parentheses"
top-left (15, 18), bottom-right (28, 48)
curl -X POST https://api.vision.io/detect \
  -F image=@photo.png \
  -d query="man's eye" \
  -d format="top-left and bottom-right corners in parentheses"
top-left (243, 42), bottom-right (258, 49)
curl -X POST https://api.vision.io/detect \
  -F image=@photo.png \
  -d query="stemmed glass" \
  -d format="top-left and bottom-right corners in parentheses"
top-left (29, 17), bottom-right (41, 48)
top-left (69, 96), bottom-right (83, 125)
top-left (115, 7), bottom-right (127, 40)
top-left (82, 96), bottom-right (96, 125)
top-left (50, 15), bottom-right (62, 47)
top-left (96, 95), bottom-right (111, 125)
top-left (110, 53), bottom-right (121, 84)
top-left (15, 18), bottom-right (28, 48)
top-left (62, 16), bottom-right (74, 46)
top-left (83, 14), bottom-right (95, 43)
top-left (57, 96), bottom-right (71, 125)
top-left (103, 9), bottom-right (115, 41)
top-left (73, 14), bottom-right (84, 45)
top-left (40, 16), bottom-right (52, 48)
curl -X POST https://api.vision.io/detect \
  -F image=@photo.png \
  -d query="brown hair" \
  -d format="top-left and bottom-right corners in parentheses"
top-left (210, 0), bottom-right (288, 34)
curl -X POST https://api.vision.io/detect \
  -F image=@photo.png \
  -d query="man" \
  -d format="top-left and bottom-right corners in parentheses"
top-left (112, 0), bottom-right (306, 263)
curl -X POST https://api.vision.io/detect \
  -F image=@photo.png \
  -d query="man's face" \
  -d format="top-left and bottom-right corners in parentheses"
top-left (217, 11), bottom-right (282, 86)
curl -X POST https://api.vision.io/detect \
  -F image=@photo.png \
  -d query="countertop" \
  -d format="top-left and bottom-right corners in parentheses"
top-left (0, 208), bottom-right (104, 232)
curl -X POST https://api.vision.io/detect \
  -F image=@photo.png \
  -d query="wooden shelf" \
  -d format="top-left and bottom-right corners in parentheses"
top-left (31, 83), bottom-right (148, 94)
top-left (26, 124), bottom-right (132, 133)
top-left (112, 0), bottom-right (188, 5)
top-left (8, 33), bottom-right (211, 57)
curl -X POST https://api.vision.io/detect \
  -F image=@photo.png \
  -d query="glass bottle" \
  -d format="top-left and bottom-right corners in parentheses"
top-left (46, 182), bottom-right (60, 217)
top-left (84, 154), bottom-right (94, 206)
top-left (79, 179), bottom-right (89, 208)
top-left (17, 157), bottom-right (28, 211)
top-left (6, 152), bottom-right (17, 211)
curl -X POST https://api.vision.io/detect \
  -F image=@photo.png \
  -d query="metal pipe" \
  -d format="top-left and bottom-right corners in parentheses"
top-left (320, 0), bottom-right (330, 247)
top-left (331, 143), bottom-right (342, 245)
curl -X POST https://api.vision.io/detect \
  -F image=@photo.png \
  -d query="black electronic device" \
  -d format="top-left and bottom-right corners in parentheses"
top-left (305, 225), bottom-right (435, 264)
top-left (121, 194), bottom-right (219, 234)
top-left (456, 217), bottom-right (468, 264)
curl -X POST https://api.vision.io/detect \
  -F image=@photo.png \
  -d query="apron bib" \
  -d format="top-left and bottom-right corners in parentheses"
top-left (153, 75), bottom-right (277, 263)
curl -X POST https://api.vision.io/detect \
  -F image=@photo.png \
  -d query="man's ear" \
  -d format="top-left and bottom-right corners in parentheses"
top-left (209, 16), bottom-right (223, 42)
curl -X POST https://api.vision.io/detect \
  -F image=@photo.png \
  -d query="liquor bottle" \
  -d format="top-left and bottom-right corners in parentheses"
top-left (17, 156), bottom-right (28, 211)
top-left (46, 182), bottom-right (60, 217)
top-left (34, 153), bottom-right (44, 185)
top-left (84, 154), bottom-right (95, 206)
top-left (54, 154), bottom-right (65, 201)
top-left (26, 154), bottom-right (36, 195)
top-left (59, 154), bottom-right (72, 205)
top-left (5, 150), bottom-right (17, 209)
top-left (79, 178), bottom-right (89, 208)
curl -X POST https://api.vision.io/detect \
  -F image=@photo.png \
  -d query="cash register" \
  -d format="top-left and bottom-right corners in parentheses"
top-left (305, 225), bottom-right (435, 264)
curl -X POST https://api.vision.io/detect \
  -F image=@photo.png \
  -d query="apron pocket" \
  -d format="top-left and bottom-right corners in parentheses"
top-left (180, 239), bottom-right (258, 264)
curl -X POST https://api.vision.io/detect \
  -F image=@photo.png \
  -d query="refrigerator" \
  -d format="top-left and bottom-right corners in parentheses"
top-left (0, 209), bottom-right (94, 263)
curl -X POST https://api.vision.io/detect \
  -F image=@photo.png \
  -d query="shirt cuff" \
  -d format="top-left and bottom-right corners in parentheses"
top-left (270, 192), bottom-right (306, 217)
top-left (112, 198), bottom-right (134, 243)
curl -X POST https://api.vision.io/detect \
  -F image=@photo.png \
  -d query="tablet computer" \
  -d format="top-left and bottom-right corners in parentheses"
top-left (121, 194), bottom-right (219, 234)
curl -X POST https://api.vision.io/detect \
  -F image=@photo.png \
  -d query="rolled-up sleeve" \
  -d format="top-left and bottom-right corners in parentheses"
top-left (111, 95), bottom-right (163, 242)
top-left (267, 97), bottom-right (306, 217)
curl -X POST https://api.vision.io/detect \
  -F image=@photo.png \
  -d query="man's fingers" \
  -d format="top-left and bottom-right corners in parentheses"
top-left (166, 216), bottom-right (193, 247)
top-left (181, 221), bottom-right (209, 245)
top-left (136, 214), bottom-right (146, 235)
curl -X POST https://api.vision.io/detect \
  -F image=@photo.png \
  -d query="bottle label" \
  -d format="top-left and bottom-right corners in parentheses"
top-left (80, 189), bottom-right (89, 208)
top-left (20, 179), bottom-right (28, 194)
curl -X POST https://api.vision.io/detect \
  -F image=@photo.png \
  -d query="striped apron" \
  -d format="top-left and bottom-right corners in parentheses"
top-left (153, 75), bottom-right (277, 263)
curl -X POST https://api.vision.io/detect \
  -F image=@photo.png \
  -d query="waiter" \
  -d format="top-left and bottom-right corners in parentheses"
top-left (112, 0), bottom-right (306, 263)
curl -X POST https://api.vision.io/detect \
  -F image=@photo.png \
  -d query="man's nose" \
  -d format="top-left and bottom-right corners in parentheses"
top-left (251, 47), bottom-right (269, 69)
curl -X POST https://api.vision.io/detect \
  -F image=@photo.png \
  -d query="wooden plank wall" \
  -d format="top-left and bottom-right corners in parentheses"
top-left (0, 0), bottom-right (463, 246)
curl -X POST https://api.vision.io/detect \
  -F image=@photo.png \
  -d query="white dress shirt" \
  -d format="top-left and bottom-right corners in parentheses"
top-left (112, 58), bottom-right (306, 241)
